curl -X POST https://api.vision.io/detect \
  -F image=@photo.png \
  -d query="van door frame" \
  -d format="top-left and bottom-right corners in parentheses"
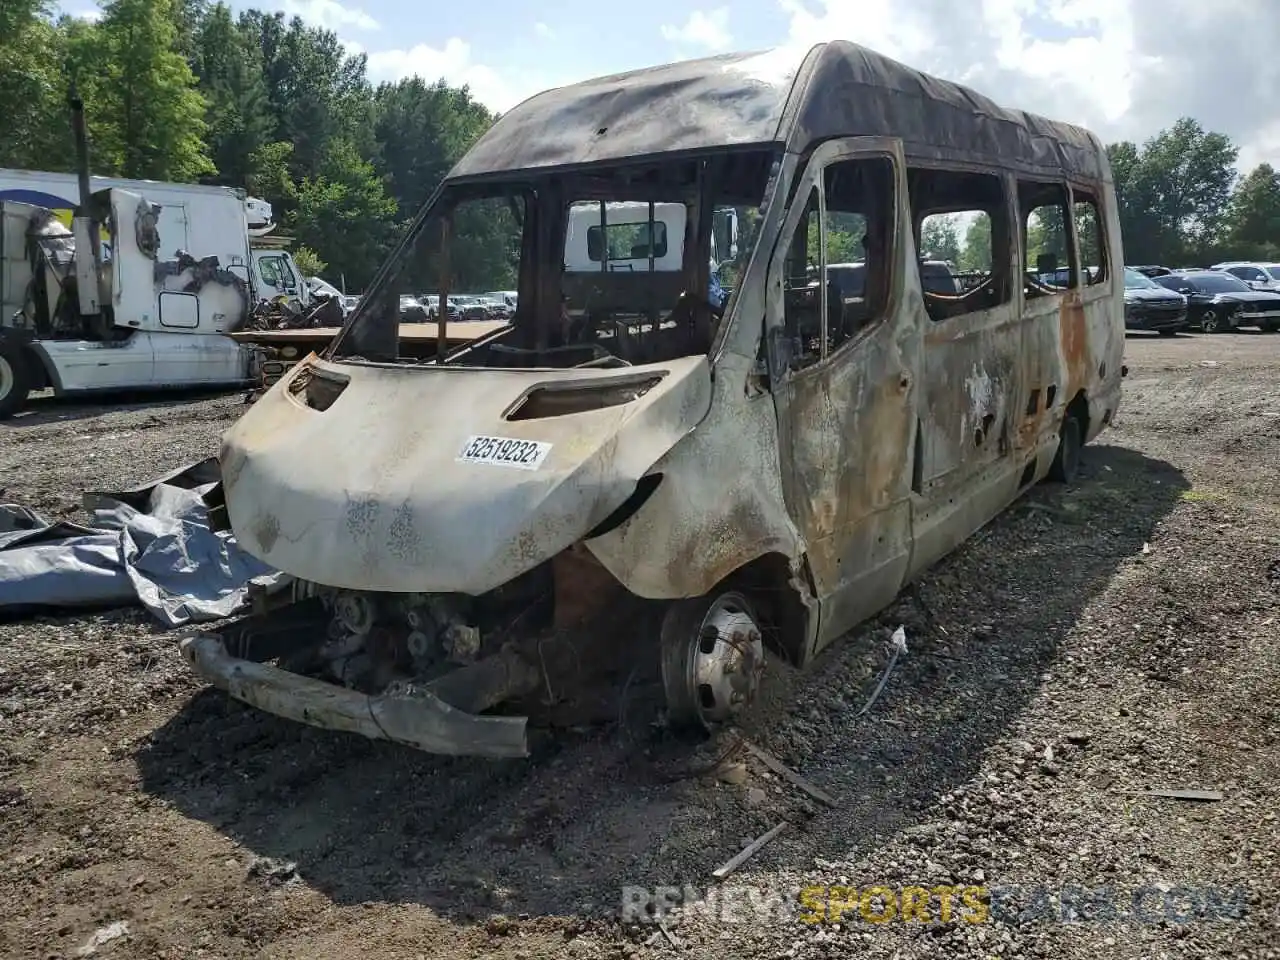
top-left (763, 136), bottom-right (922, 657)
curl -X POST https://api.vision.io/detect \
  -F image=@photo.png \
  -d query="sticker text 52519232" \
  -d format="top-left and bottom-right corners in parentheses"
top-left (457, 435), bottom-right (553, 471)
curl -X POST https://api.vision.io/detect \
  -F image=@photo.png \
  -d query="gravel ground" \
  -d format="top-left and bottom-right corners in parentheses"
top-left (1, 333), bottom-right (1278, 960)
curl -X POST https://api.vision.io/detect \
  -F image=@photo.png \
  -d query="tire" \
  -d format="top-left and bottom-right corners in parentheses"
top-left (659, 590), bottom-right (764, 733)
top-left (0, 339), bottom-right (33, 420)
top-left (1048, 414), bottom-right (1082, 484)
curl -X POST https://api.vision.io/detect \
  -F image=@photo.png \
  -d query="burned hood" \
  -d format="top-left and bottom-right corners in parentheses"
top-left (219, 355), bottom-right (712, 594)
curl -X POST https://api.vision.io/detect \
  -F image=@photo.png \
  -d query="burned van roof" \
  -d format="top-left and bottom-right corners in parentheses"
top-left (446, 40), bottom-right (1109, 184)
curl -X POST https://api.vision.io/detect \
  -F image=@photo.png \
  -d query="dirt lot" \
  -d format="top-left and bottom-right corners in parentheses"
top-left (1, 333), bottom-right (1278, 960)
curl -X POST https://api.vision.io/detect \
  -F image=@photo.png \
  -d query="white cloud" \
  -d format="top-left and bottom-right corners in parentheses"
top-left (534, 21), bottom-right (555, 40)
top-left (660, 8), bottom-right (732, 52)
top-left (365, 38), bottom-right (544, 113)
top-left (280, 0), bottom-right (379, 32)
top-left (775, 0), bottom-right (1280, 171)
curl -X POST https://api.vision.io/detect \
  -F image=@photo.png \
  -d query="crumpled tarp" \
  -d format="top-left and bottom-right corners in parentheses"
top-left (0, 459), bottom-right (275, 627)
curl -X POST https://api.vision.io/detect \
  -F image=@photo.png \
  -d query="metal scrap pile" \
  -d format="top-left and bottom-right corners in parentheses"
top-left (240, 293), bottom-right (344, 332)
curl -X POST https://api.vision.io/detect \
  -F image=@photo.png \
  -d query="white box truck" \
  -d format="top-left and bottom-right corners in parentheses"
top-left (0, 166), bottom-right (309, 307)
top-left (0, 184), bottom-right (287, 417)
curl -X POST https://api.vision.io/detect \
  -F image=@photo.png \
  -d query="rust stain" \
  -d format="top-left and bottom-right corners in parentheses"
top-left (1059, 294), bottom-right (1088, 395)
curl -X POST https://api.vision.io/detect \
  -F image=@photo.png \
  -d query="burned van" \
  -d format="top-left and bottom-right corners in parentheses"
top-left (181, 41), bottom-right (1125, 758)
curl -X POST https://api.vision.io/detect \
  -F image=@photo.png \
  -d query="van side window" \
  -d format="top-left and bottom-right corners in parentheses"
top-left (907, 169), bottom-right (1011, 322)
top-left (780, 158), bottom-right (895, 369)
top-left (824, 157), bottom-right (894, 353)
top-left (1020, 181), bottom-right (1073, 297)
top-left (1072, 192), bottom-right (1107, 285)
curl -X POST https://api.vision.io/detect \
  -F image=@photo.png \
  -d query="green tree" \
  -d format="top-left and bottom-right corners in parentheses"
top-left (373, 77), bottom-right (494, 219)
top-left (290, 138), bottom-right (399, 289)
top-left (82, 0), bottom-right (215, 180)
top-left (1110, 119), bottom-right (1238, 264)
top-left (0, 1), bottom-right (70, 169)
top-left (1223, 163), bottom-right (1280, 259)
top-left (292, 246), bottom-right (327, 276)
top-left (1027, 206), bottom-right (1068, 269)
top-left (242, 12), bottom-right (368, 181)
top-left (920, 213), bottom-right (960, 262)
top-left (194, 2), bottom-right (272, 186)
top-left (956, 214), bottom-right (992, 274)
top-left (246, 139), bottom-right (296, 211)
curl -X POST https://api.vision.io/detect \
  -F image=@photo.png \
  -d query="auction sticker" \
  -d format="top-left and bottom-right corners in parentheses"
top-left (457, 435), bottom-right (553, 470)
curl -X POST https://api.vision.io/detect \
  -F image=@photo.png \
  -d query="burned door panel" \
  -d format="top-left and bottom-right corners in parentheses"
top-left (908, 169), bottom-right (1026, 576)
top-left (765, 141), bottom-right (920, 657)
top-left (1015, 180), bottom-right (1079, 462)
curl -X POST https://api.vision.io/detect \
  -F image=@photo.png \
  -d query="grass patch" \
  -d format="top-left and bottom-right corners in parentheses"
top-left (1180, 489), bottom-right (1225, 502)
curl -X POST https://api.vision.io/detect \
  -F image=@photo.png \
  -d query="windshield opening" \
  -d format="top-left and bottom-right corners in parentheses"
top-left (329, 148), bottom-right (777, 370)
top-left (1123, 267), bottom-right (1159, 289)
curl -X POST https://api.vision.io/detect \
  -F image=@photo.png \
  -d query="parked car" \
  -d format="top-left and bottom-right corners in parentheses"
top-left (398, 295), bottom-right (428, 322)
top-left (419, 295), bottom-right (460, 321)
top-left (1210, 261), bottom-right (1280, 293)
top-left (1122, 267), bottom-right (1188, 335)
top-left (1132, 265), bottom-right (1173, 278)
top-left (1152, 270), bottom-right (1280, 332)
top-left (482, 290), bottom-right (518, 310)
top-left (473, 296), bottom-right (510, 319)
top-left (449, 295), bottom-right (493, 322)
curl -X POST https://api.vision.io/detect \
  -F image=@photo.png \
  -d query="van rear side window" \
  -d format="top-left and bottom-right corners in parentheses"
top-left (909, 168), bottom-right (1011, 322)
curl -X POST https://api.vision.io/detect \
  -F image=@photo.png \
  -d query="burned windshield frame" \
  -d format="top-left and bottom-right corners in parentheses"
top-left (326, 182), bottom-right (532, 361)
top-left (327, 147), bottom-right (777, 369)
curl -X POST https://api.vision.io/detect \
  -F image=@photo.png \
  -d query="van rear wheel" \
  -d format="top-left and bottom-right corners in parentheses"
top-left (660, 590), bottom-right (765, 732)
top-left (0, 339), bottom-right (32, 420)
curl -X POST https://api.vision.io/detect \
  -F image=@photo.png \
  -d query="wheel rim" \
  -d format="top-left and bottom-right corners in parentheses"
top-left (681, 593), bottom-right (764, 728)
top-left (0, 355), bottom-right (13, 400)
top-left (1202, 310), bottom-right (1218, 332)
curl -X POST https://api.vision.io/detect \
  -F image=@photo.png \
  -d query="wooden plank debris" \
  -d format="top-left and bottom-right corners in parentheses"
top-left (742, 741), bottom-right (837, 807)
top-left (1133, 788), bottom-right (1224, 802)
top-left (711, 821), bottom-right (789, 881)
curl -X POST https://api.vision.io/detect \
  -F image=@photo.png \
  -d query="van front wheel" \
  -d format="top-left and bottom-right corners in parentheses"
top-left (660, 590), bottom-right (764, 733)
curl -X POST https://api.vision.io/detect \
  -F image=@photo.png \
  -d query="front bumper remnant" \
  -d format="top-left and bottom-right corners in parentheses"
top-left (179, 633), bottom-right (530, 758)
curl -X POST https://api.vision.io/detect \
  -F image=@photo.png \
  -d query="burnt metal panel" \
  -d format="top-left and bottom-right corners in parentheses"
top-left (448, 41), bottom-right (1110, 185)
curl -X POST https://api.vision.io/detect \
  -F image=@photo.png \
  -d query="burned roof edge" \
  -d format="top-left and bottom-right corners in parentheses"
top-left (445, 41), bottom-right (1110, 184)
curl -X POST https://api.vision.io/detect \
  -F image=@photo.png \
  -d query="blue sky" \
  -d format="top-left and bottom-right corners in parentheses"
top-left (56, 0), bottom-right (1280, 170)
